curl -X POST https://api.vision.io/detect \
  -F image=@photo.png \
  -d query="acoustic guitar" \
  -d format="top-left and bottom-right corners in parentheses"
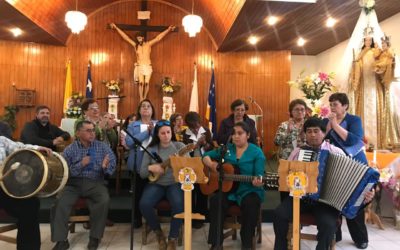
top-left (199, 163), bottom-right (279, 195)
top-left (148, 143), bottom-right (196, 182)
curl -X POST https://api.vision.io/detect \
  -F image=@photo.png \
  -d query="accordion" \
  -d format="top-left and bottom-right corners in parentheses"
top-left (305, 150), bottom-right (380, 219)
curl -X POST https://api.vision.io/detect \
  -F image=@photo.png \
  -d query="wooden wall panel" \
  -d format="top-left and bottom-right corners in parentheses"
top-left (0, 1), bottom-right (290, 152)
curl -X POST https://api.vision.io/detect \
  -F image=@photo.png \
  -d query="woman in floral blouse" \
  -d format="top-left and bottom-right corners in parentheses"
top-left (274, 99), bottom-right (308, 160)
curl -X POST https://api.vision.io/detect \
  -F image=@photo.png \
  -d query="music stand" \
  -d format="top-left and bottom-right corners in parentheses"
top-left (170, 156), bottom-right (208, 250)
top-left (278, 160), bottom-right (319, 250)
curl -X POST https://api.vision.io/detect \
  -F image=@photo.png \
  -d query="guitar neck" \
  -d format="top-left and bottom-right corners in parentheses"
top-left (224, 174), bottom-right (256, 183)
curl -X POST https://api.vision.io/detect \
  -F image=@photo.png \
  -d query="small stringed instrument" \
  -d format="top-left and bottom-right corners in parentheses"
top-left (199, 163), bottom-right (279, 195)
top-left (148, 143), bottom-right (196, 182)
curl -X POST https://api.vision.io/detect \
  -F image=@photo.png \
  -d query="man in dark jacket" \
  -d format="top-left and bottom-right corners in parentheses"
top-left (21, 105), bottom-right (70, 151)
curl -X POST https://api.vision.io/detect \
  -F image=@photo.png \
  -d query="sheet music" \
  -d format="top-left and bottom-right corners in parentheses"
top-left (140, 123), bottom-right (153, 150)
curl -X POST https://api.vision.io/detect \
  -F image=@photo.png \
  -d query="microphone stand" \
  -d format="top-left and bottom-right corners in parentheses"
top-left (251, 98), bottom-right (264, 149)
top-left (216, 143), bottom-right (229, 247)
top-left (123, 129), bottom-right (159, 250)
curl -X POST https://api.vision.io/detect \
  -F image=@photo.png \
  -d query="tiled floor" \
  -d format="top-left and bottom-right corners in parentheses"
top-left (0, 218), bottom-right (399, 249)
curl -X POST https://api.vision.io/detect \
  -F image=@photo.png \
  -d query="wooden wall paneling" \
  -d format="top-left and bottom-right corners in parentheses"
top-left (0, 0), bottom-right (289, 152)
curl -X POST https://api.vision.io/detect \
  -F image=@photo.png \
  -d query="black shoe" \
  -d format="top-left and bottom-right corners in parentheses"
top-left (87, 237), bottom-right (100, 250)
top-left (192, 220), bottom-right (204, 229)
top-left (355, 242), bottom-right (368, 249)
top-left (210, 245), bottom-right (223, 250)
top-left (52, 240), bottom-right (69, 250)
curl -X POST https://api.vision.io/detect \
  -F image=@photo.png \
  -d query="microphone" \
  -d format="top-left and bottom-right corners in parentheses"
top-left (248, 96), bottom-right (255, 103)
top-left (0, 162), bottom-right (20, 182)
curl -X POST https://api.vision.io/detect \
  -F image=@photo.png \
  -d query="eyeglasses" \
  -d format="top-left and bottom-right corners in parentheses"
top-left (293, 108), bottom-right (306, 112)
top-left (82, 129), bottom-right (96, 133)
top-left (156, 120), bottom-right (170, 127)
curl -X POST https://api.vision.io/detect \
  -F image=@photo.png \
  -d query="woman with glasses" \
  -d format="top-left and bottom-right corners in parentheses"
top-left (203, 122), bottom-right (266, 250)
top-left (274, 99), bottom-right (307, 160)
top-left (139, 120), bottom-right (186, 250)
top-left (217, 99), bottom-right (257, 145)
top-left (125, 99), bottom-right (157, 228)
top-left (274, 99), bottom-right (307, 201)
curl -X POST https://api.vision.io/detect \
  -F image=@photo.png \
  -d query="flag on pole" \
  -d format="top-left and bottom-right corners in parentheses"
top-left (205, 62), bottom-right (217, 137)
top-left (189, 63), bottom-right (199, 112)
top-left (63, 60), bottom-right (73, 113)
top-left (86, 61), bottom-right (93, 98)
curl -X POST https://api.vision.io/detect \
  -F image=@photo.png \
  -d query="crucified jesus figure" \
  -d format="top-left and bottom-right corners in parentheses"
top-left (110, 23), bottom-right (175, 100)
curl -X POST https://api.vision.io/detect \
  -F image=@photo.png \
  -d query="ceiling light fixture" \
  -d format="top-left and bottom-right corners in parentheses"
top-left (297, 37), bottom-right (306, 46)
top-left (65, 0), bottom-right (87, 34)
top-left (182, 0), bottom-right (203, 37)
top-left (10, 28), bottom-right (22, 37)
top-left (248, 35), bottom-right (259, 45)
top-left (266, 16), bottom-right (279, 26)
top-left (326, 17), bottom-right (337, 28)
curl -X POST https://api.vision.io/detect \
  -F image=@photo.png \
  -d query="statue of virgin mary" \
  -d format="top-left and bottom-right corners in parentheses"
top-left (340, 0), bottom-right (399, 149)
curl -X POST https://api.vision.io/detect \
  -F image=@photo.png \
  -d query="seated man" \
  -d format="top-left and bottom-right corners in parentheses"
top-left (21, 105), bottom-right (71, 151)
top-left (50, 120), bottom-right (116, 250)
top-left (273, 117), bottom-right (374, 250)
top-left (0, 133), bottom-right (52, 250)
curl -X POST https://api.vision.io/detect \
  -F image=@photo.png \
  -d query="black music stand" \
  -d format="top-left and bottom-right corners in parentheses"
top-left (123, 129), bottom-right (159, 250)
top-left (216, 144), bottom-right (229, 247)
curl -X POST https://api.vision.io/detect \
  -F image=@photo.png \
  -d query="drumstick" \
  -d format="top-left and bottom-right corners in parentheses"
top-left (0, 162), bottom-right (21, 182)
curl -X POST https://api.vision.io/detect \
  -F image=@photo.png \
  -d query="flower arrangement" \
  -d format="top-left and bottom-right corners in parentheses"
top-left (289, 71), bottom-right (336, 107)
top-left (359, 0), bottom-right (375, 15)
top-left (311, 104), bottom-right (331, 118)
top-left (102, 79), bottom-right (123, 94)
top-left (66, 92), bottom-right (84, 118)
top-left (161, 77), bottom-right (181, 96)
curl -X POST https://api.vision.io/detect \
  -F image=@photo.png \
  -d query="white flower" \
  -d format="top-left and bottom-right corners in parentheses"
top-left (366, 0), bottom-right (375, 8)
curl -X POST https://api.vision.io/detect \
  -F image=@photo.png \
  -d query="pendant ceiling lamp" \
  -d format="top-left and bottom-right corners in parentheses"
top-left (182, 0), bottom-right (203, 37)
top-left (65, 0), bottom-right (87, 34)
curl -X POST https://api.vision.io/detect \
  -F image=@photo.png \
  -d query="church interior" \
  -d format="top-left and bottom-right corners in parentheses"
top-left (1, 0), bottom-right (400, 249)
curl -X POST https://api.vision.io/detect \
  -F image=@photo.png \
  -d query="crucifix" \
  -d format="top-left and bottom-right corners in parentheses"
top-left (108, 0), bottom-right (178, 101)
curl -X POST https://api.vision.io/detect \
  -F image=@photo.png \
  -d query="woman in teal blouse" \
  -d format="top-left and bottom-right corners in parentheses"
top-left (203, 121), bottom-right (266, 250)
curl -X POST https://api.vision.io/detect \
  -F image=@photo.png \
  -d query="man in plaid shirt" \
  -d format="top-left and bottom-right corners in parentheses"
top-left (0, 132), bottom-right (52, 250)
top-left (50, 120), bottom-right (116, 250)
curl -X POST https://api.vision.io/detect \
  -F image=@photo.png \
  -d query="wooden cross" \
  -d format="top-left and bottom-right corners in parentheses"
top-left (107, 0), bottom-right (178, 39)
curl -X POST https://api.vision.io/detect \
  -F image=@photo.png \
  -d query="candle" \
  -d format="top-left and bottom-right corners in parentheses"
top-left (373, 149), bottom-right (377, 164)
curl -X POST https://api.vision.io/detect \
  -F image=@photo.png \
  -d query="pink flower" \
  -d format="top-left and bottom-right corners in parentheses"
top-left (319, 106), bottom-right (330, 118)
top-left (318, 72), bottom-right (328, 81)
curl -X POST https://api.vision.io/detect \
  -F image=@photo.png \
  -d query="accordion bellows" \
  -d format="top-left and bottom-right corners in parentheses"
top-left (313, 151), bottom-right (380, 219)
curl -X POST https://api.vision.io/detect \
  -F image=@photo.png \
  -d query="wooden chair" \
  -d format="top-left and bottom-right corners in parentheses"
top-left (0, 209), bottom-right (17, 244)
top-left (223, 204), bottom-right (262, 250)
top-left (142, 199), bottom-right (183, 246)
top-left (287, 213), bottom-right (341, 250)
top-left (68, 198), bottom-right (90, 233)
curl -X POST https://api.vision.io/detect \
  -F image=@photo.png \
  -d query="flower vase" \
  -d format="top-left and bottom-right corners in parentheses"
top-left (110, 90), bottom-right (118, 96)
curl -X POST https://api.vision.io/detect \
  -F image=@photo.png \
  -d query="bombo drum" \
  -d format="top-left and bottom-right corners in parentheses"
top-left (0, 149), bottom-right (69, 199)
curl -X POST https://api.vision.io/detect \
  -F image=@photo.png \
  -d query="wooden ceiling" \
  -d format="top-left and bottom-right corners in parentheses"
top-left (1, 0), bottom-right (399, 55)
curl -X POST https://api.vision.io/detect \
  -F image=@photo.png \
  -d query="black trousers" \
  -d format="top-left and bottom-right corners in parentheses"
top-left (273, 197), bottom-right (340, 250)
top-left (208, 192), bottom-right (261, 248)
top-left (0, 189), bottom-right (40, 250)
top-left (345, 208), bottom-right (368, 244)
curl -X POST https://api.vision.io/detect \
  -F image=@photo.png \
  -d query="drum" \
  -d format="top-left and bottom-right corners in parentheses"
top-left (0, 149), bottom-right (69, 199)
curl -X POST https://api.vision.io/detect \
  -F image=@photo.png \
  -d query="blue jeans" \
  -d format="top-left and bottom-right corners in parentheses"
top-left (139, 183), bottom-right (183, 238)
